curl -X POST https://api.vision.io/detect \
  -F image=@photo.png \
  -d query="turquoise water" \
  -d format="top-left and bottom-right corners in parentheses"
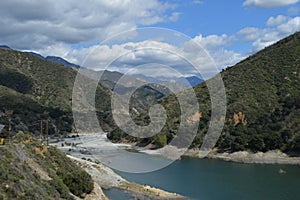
top-left (106, 157), bottom-right (300, 200)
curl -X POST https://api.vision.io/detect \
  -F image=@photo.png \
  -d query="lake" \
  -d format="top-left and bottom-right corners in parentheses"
top-left (50, 134), bottom-right (300, 200)
top-left (107, 157), bottom-right (300, 200)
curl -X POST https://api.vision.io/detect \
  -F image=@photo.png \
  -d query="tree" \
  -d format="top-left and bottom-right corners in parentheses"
top-left (249, 135), bottom-right (265, 152)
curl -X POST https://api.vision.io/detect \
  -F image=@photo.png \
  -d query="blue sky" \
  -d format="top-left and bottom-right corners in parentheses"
top-left (159, 0), bottom-right (298, 36)
top-left (0, 0), bottom-right (299, 77)
top-left (154, 0), bottom-right (299, 53)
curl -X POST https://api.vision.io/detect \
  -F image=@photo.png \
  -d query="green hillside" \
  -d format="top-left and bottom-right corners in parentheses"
top-left (0, 48), bottom-right (112, 135)
top-left (160, 31), bottom-right (300, 154)
top-left (215, 32), bottom-right (300, 153)
top-left (108, 32), bottom-right (300, 153)
top-left (0, 47), bottom-right (169, 141)
top-left (0, 132), bottom-right (93, 199)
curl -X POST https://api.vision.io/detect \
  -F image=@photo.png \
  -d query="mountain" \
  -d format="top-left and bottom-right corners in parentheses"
top-left (131, 74), bottom-right (160, 84)
top-left (45, 56), bottom-right (80, 69)
top-left (0, 45), bottom-right (11, 50)
top-left (173, 31), bottom-right (300, 154)
top-left (132, 74), bottom-right (203, 87)
top-left (97, 70), bottom-right (148, 94)
top-left (109, 32), bottom-right (300, 154)
top-left (0, 47), bottom-right (171, 139)
top-left (212, 32), bottom-right (300, 154)
top-left (26, 51), bottom-right (45, 60)
top-left (184, 76), bottom-right (204, 86)
top-left (25, 52), bottom-right (80, 69)
top-left (1, 47), bottom-right (80, 69)
top-left (0, 47), bottom-right (112, 135)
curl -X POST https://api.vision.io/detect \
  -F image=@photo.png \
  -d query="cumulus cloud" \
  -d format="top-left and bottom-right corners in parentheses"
top-left (28, 12), bottom-right (300, 79)
top-left (266, 15), bottom-right (289, 26)
top-left (193, 34), bottom-right (230, 48)
top-left (243, 0), bottom-right (299, 8)
top-left (39, 32), bottom-right (246, 78)
top-left (45, 34), bottom-right (227, 79)
top-left (277, 17), bottom-right (300, 33)
top-left (0, 0), bottom-right (177, 50)
top-left (73, 39), bottom-right (214, 78)
top-left (192, 34), bottom-right (246, 70)
top-left (238, 27), bottom-right (262, 42)
top-left (238, 16), bottom-right (300, 51)
top-left (1, 1), bottom-right (298, 79)
top-left (66, 12), bottom-right (298, 79)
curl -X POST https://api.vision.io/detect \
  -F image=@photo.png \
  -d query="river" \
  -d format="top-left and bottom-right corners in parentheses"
top-left (51, 134), bottom-right (300, 200)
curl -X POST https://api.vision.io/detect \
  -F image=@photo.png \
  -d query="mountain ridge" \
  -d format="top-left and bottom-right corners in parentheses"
top-left (108, 31), bottom-right (300, 154)
top-left (0, 32), bottom-right (299, 154)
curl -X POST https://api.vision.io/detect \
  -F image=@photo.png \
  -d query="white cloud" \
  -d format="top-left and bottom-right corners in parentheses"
top-left (42, 32), bottom-right (244, 78)
top-left (277, 17), bottom-right (300, 34)
top-left (243, 0), bottom-right (299, 8)
top-left (169, 12), bottom-right (181, 22)
top-left (33, 13), bottom-right (300, 79)
top-left (193, 34), bottom-right (230, 48)
top-left (191, 34), bottom-right (245, 70)
top-left (0, 0), bottom-right (177, 50)
top-left (266, 15), bottom-right (289, 26)
top-left (49, 36), bottom-right (226, 78)
top-left (238, 16), bottom-right (300, 51)
top-left (238, 27), bottom-right (262, 42)
top-left (2, 1), bottom-right (297, 79)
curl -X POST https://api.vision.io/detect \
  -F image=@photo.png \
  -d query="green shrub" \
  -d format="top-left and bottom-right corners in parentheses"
top-left (49, 176), bottom-right (73, 200)
top-left (56, 168), bottom-right (93, 196)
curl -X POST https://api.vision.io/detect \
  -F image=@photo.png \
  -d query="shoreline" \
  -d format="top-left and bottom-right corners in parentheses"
top-left (57, 133), bottom-right (300, 165)
top-left (130, 143), bottom-right (300, 165)
top-left (184, 149), bottom-right (300, 165)
top-left (63, 134), bottom-right (300, 166)
top-left (68, 155), bottom-right (187, 200)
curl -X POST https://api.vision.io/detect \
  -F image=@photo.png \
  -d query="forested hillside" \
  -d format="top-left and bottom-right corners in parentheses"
top-left (166, 32), bottom-right (300, 154)
top-left (109, 32), bottom-right (300, 154)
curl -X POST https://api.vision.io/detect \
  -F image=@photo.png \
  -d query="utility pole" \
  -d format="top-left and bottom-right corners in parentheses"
top-left (4, 109), bottom-right (13, 144)
top-left (8, 119), bottom-right (11, 144)
top-left (45, 119), bottom-right (49, 145)
top-left (40, 120), bottom-right (43, 142)
top-left (0, 124), bottom-right (4, 145)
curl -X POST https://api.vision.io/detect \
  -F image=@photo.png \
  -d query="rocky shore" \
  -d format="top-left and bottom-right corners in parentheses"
top-left (68, 155), bottom-right (187, 200)
top-left (135, 144), bottom-right (300, 165)
top-left (184, 149), bottom-right (300, 165)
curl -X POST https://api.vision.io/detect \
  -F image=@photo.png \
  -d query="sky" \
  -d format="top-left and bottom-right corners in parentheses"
top-left (0, 0), bottom-right (299, 78)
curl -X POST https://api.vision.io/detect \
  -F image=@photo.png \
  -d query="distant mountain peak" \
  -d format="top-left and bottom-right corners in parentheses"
top-left (130, 74), bottom-right (203, 87)
top-left (26, 52), bottom-right (45, 60)
top-left (0, 45), bottom-right (11, 50)
top-left (45, 56), bottom-right (80, 69)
